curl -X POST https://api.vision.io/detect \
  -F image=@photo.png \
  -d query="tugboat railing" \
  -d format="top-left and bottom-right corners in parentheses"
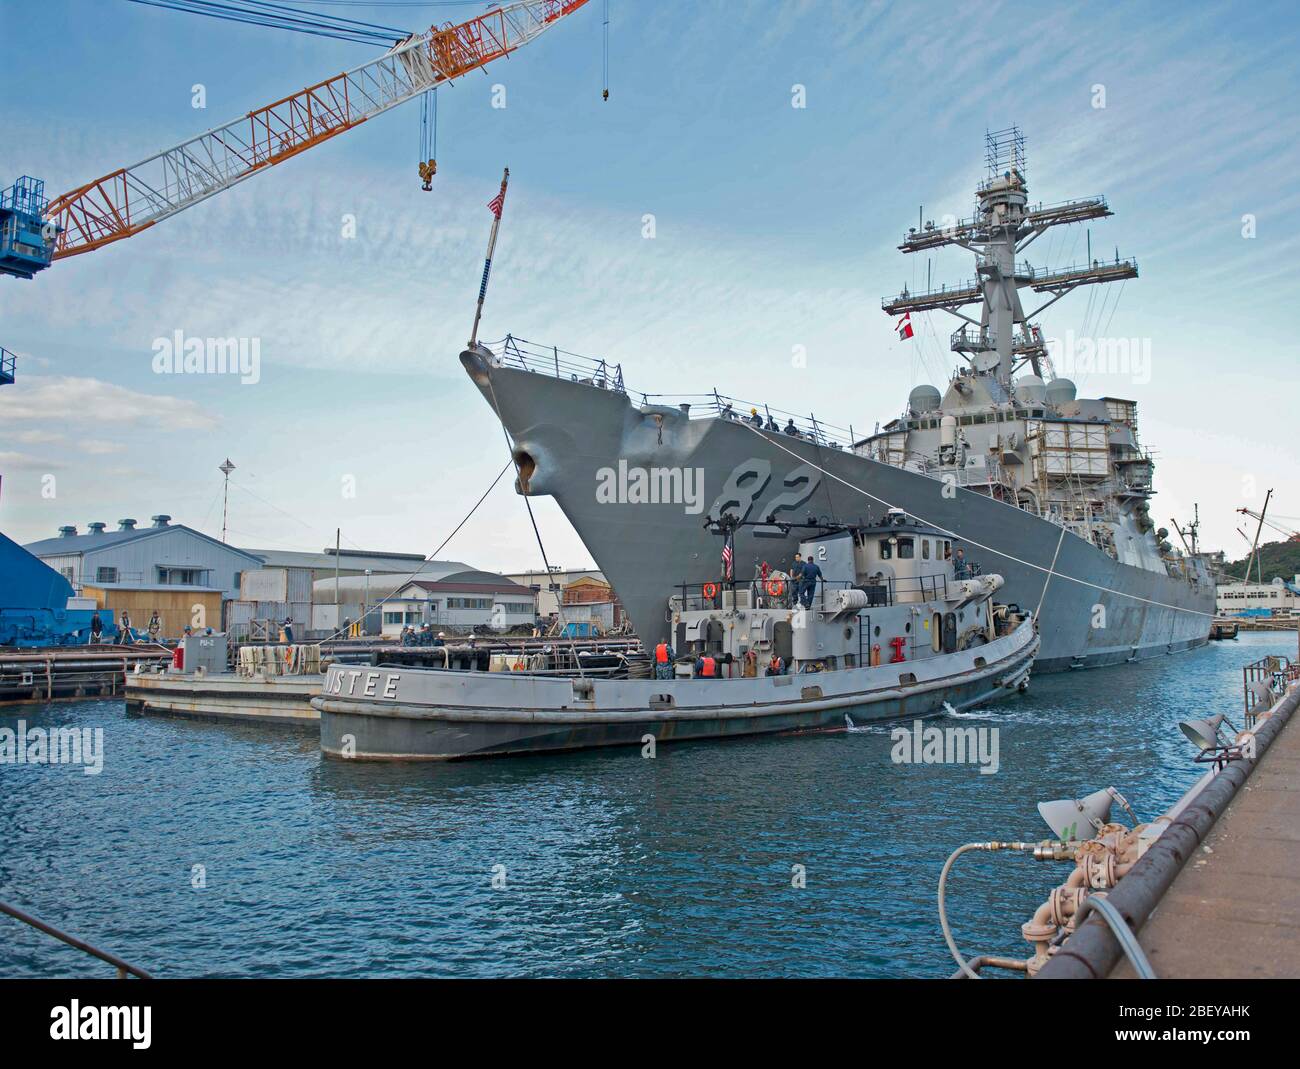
top-left (0, 899), bottom-right (152, 978)
top-left (671, 574), bottom-right (951, 615)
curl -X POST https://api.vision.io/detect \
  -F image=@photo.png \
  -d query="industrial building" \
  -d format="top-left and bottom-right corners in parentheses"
top-left (1216, 576), bottom-right (1300, 616)
top-left (503, 567), bottom-right (607, 618)
top-left (556, 573), bottom-right (625, 634)
top-left (21, 516), bottom-right (579, 640)
top-left (500, 567), bottom-right (627, 634)
top-left (228, 546), bottom-right (428, 641)
top-left (24, 517), bottom-right (261, 638)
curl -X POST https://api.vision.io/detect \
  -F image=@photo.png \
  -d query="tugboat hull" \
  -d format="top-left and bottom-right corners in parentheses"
top-left (314, 620), bottom-right (1037, 760)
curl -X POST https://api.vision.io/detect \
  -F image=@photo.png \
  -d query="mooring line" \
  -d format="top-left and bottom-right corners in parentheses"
top-left (320, 459), bottom-right (513, 643)
top-left (740, 423), bottom-right (1215, 620)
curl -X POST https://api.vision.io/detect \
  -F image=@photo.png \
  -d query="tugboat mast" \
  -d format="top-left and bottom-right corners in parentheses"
top-left (882, 127), bottom-right (1139, 387)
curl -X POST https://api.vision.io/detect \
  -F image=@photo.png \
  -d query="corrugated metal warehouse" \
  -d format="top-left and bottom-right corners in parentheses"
top-left (25, 516), bottom-right (261, 599)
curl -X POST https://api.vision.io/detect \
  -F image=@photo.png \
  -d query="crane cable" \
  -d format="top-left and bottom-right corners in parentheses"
top-left (123, 0), bottom-right (410, 46)
top-left (419, 89), bottom-right (438, 190)
top-left (602, 0), bottom-right (610, 100)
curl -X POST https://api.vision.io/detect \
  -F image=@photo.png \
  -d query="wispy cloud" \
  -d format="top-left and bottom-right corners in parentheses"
top-left (0, 376), bottom-right (219, 431)
top-left (0, 451), bottom-right (67, 472)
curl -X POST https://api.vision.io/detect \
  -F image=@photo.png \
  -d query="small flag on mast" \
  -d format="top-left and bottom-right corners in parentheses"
top-left (487, 190), bottom-right (505, 219)
top-left (721, 539), bottom-right (734, 581)
top-left (895, 312), bottom-right (914, 341)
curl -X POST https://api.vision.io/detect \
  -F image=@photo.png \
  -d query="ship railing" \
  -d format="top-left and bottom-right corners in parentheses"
top-left (881, 277), bottom-right (981, 309)
top-left (1029, 255), bottom-right (1138, 290)
top-left (697, 393), bottom-right (858, 448)
top-left (927, 457), bottom-right (1016, 490)
top-left (950, 326), bottom-right (997, 352)
top-left (671, 581), bottom-right (756, 613)
top-left (0, 346), bottom-right (15, 384)
top-left (488, 334), bottom-right (626, 393)
top-left (484, 336), bottom-right (862, 448)
top-left (672, 575), bottom-right (956, 616)
top-left (632, 390), bottom-right (859, 449)
top-left (817, 574), bottom-right (954, 608)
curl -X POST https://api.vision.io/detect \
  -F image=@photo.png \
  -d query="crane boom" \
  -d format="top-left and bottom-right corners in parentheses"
top-left (44, 1), bottom-right (589, 260)
top-left (1237, 504), bottom-right (1300, 542)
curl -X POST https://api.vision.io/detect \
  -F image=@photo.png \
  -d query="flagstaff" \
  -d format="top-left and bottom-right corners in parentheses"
top-left (469, 167), bottom-right (510, 347)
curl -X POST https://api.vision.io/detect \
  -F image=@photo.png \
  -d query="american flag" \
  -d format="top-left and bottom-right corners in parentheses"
top-left (721, 540), bottom-right (733, 580)
top-left (487, 190), bottom-right (505, 219)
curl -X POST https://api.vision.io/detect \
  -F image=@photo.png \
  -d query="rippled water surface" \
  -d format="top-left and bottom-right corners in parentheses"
top-left (1, 633), bottom-right (1291, 977)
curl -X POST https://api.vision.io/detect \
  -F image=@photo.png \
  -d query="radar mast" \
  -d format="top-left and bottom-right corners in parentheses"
top-left (882, 127), bottom-right (1138, 387)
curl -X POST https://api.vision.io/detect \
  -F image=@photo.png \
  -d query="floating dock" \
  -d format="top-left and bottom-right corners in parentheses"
top-left (125, 671), bottom-right (321, 724)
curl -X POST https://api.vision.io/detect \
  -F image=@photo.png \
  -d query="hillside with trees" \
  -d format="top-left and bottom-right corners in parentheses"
top-left (1223, 540), bottom-right (1300, 584)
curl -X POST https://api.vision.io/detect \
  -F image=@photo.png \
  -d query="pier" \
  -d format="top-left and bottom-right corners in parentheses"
top-left (1105, 683), bottom-right (1300, 978)
top-left (1038, 662), bottom-right (1300, 979)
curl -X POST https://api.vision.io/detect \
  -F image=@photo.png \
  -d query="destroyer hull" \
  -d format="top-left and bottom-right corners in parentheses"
top-left (315, 621), bottom-right (1037, 760)
top-left (461, 352), bottom-right (1213, 673)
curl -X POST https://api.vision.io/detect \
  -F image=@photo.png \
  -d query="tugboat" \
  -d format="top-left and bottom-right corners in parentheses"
top-left (313, 511), bottom-right (1038, 760)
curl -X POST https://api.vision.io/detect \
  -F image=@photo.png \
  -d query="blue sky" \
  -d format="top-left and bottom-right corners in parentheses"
top-left (2, 0), bottom-right (1298, 568)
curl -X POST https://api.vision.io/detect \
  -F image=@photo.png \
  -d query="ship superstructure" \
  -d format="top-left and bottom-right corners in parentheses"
top-left (871, 128), bottom-right (1167, 573)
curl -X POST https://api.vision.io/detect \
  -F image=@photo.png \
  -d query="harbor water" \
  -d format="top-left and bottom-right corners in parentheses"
top-left (2, 633), bottom-right (1292, 978)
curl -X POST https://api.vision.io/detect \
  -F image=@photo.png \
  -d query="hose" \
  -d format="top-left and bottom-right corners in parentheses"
top-left (938, 840), bottom-right (1038, 979)
top-left (938, 843), bottom-right (989, 980)
top-left (1073, 893), bottom-right (1157, 979)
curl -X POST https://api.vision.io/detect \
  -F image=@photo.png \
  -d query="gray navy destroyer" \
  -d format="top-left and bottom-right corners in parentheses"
top-left (461, 128), bottom-right (1215, 672)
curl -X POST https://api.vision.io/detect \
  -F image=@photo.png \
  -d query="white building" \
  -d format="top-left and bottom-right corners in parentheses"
top-left (1216, 576), bottom-right (1300, 615)
top-left (381, 572), bottom-right (537, 635)
top-left (312, 565), bottom-right (536, 636)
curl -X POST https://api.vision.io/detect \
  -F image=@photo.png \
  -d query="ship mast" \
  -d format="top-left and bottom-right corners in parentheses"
top-left (882, 127), bottom-right (1138, 387)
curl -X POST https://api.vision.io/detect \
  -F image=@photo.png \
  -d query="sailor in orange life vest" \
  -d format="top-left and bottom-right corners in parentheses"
top-left (693, 653), bottom-right (719, 678)
top-left (765, 653), bottom-right (786, 676)
top-left (653, 639), bottom-right (676, 679)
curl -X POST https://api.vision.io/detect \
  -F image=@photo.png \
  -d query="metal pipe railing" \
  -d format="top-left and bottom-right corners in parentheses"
top-left (0, 900), bottom-right (152, 978)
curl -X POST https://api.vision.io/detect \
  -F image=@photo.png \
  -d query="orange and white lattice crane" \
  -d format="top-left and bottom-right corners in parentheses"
top-left (42, 1), bottom-right (591, 262)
